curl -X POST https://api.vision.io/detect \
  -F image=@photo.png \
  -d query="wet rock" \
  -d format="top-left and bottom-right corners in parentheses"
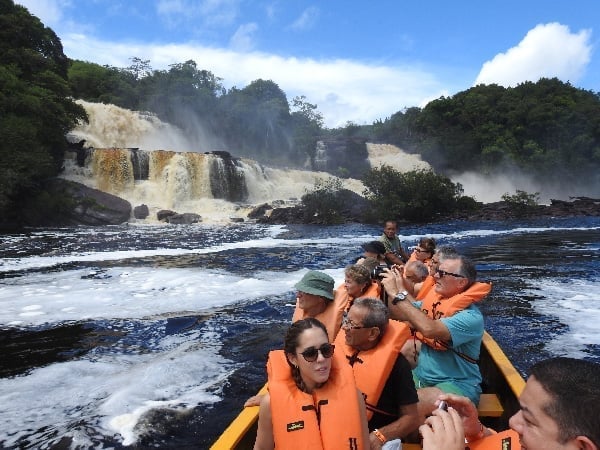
top-left (44, 179), bottom-right (131, 226)
top-left (167, 213), bottom-right (201, 224)
top-left (133, 204), bottom-right (149, 219)
top-left (248, 203), bottom-right (272, 219)
top-left (157, 210), bottom-right (177, 222)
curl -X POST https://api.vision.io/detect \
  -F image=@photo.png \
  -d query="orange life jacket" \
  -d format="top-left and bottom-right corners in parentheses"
top-left (333, 281), bottom-right (381, 313)
top-left (292, 297), bottom-right (346, 342)
top-left (465, 429), bottom-right (520, 450)
top-left (267, 350), bottom-right (366, 450)
top-left (334, 320), bottom-right (411, 420)
top-left (415, 275), bottom-right (435, 300)
top-left (416, 281), bottom-right (492, 351)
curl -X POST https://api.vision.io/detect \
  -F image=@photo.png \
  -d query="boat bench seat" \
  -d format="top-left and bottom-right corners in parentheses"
top-left (477, 393), bottom-right (503, 417)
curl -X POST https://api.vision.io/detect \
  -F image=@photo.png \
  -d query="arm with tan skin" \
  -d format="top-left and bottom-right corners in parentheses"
top-left (244, 393), bottom-right (264, 407)
top-left (412, 280), bottom-right (423, 296)
top-left (369, 403), bottom-right (420, 450)
top-left (253, 393), bottom-right (274, 450)
top-left (380, 269), bottom-right (451, 342)
top-left (385, 251), bottom-right (404, 266)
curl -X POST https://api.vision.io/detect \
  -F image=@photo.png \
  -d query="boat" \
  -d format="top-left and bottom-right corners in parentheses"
top-left (210, 331), bottom-right (526, 449)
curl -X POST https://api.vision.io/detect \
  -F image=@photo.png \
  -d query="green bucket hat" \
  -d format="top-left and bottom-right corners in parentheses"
top-left (294, 270), bottom-right (334, 300)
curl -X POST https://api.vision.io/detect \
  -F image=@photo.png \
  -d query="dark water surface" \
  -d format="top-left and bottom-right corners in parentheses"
top-left (0, 217), bottom-right (598, 449)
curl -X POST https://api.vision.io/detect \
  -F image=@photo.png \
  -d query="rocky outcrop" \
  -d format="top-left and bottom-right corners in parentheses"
top-left (48, 179), bottom-right (131, 225)
top-left (250, 196), bottom-right (600, 225)
top-left (251, 189), bottom-right (371, 224)
top-left (448, 197), bottom-right (600, 221)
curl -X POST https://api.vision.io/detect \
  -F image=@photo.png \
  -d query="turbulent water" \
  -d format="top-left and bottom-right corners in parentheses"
top-left (0, 217), bottom-right (598, 449)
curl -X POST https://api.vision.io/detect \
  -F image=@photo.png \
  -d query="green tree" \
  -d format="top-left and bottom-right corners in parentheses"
top-left (501, 190), bottom-right (540, 217)
top-left (362, 165), bottom-right (466, 222)
top-left (218, 79), bottom-right (292, 163)
top-left (0, 0), bottom-right (86, 222)
top-left (290, 95), bottom-right (323, 164)
top-left (301, 178), bottom-right (345, 224)
top-left (68, 59), bottom-right (138, 108)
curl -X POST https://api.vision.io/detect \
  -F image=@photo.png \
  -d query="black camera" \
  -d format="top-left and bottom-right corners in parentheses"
top-left (370, 265), bottom-right (387, 280)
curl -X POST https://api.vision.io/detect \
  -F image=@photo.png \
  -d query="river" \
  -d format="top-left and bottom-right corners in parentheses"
top-left (0, 217), bottom-right (598, 449)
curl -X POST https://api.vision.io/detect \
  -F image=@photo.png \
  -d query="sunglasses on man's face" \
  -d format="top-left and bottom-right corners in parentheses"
top-left (435, 268), bottom-right (466, 279)
top-left (299, 343), bottom-right (335, 362)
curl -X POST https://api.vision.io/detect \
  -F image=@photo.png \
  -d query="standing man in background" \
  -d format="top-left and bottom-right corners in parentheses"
top-left (379, 220), bottom-right (409, 265)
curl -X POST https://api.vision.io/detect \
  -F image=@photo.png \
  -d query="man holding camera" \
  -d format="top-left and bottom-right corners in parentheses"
top-left (381, 254), bottom-right (489, 422)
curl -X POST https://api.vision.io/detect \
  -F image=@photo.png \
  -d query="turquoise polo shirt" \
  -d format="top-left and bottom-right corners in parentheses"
top-left (412, 302), bottom-right (484, 404)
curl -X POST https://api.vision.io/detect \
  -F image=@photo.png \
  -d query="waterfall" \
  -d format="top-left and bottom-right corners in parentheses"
top-left (366, 143), bottom-right (431, 172)
top-left (63, 101), bottom-right (434, 222)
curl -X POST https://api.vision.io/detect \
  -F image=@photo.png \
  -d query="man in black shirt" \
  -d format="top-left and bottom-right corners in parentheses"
top-left (335, 297), bottom-right (419, 449)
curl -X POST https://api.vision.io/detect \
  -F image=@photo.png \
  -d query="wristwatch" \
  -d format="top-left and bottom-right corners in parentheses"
top-left (392, 290), bottom-right (409, 304)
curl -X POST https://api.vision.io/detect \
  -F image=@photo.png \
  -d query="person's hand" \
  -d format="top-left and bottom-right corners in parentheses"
top-left (368, 432), bottom-right (383, 450)
top-left (434, 393), bottom-right (481, 437)
top-left (379, 267), bottom-right (405, 297)
top-left (420, 407), bottom-right (464, 450)
top-left (244, 394), bottom-right (264, 407)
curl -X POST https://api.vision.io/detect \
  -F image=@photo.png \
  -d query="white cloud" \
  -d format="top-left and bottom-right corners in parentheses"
top-left (474, 23), bottom-right (592, 87)
top-left (156, 0), bottom-right (239, 27)
top-left (61, 34), bottom-right (447, 127)
top-left (13, 0), bottom-right (69, 26)
top-left (289, 6), bottom-right (319, 31)
top-left (229, 23), bottom-right (258, 52)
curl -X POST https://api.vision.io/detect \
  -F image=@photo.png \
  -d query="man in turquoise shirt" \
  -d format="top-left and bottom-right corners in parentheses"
top-left (381, 254), bottom-right (485, 420)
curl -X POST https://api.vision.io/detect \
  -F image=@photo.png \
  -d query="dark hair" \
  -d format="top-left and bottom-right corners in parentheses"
top-left (284, 318), bottom-right (329, 392)
top-left (352, 297), bottom-right (389, 337)
top-left (530, 357), bottom-right (600, 446)
top-left (418, 237), bottom-right (436, 254)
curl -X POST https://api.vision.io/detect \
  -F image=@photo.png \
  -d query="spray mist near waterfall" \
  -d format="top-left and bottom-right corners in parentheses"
top-left (65, 100), bottom-right (574, 223)
top-left (64, 101), bottom-right (368, 222)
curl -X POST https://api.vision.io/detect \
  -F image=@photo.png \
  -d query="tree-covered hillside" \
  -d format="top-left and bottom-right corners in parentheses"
top-left (372, 79), bottom-right (600, 182)
top-left (0, 0), bottom-right (86, 225)
top-left (68, 59), bottom-right (325, 169)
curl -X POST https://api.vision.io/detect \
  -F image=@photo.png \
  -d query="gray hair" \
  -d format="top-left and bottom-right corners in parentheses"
top-left (352, 297), bottom-right (389, 336)
top-left (405, 260), bottom-right (428, 282)
top-left (443, 254), bottom-right (477, 285)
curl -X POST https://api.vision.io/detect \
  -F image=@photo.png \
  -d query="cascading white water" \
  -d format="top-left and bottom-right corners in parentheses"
top-left (64, 101), bottom-right (434, 222)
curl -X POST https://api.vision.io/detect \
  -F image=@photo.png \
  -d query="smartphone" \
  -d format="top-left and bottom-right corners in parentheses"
top-left (438, 401), bottom-right (448, 411)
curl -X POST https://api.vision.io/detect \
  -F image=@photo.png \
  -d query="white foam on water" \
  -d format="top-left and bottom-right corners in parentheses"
top-left (0, 266), bottom-right (324, 326)
top-left (0, 327), bottom-right (230, 448)
top-left (4, 223), bottom-right (597, 275)
top-left (525, 277), bottom-right (600, 358)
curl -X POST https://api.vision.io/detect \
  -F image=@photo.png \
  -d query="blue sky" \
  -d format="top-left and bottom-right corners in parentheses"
top-left (14, 0), bottom-right (600, 127)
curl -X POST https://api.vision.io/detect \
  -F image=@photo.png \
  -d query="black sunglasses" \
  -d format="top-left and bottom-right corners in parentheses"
top-left (299, 343), bottom-right (335, 362)
top-left (342, 311), bottom-right (366, 330)
top-left (435, 268), bottom-right (466, 279)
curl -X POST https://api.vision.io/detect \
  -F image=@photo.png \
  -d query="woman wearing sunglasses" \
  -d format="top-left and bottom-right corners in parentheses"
top-left (254, 318), bottom-right (369, 449)
top-left (408, 237), bottom-right (436, 264)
